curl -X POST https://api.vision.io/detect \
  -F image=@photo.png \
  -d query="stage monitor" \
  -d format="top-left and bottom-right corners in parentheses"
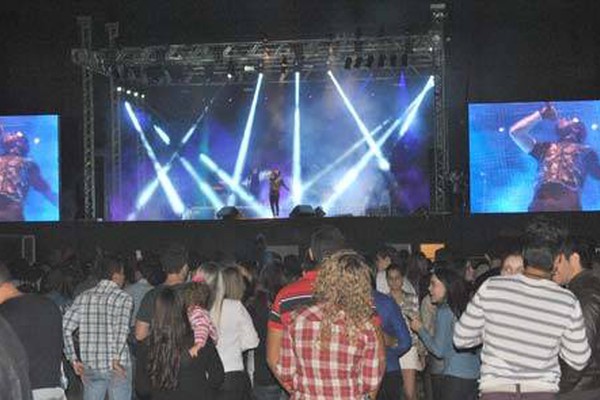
top-left (0, 115), bottom-right (60, 222)
top-left (469, 100), bottom-right (600, 213)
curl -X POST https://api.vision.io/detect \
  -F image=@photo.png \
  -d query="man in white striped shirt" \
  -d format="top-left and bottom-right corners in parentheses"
top-left (454, 220), bottom-right (591, 399)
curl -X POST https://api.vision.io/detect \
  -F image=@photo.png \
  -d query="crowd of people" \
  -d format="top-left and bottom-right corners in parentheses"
top-left (0, 221), bottom-right (599, 400)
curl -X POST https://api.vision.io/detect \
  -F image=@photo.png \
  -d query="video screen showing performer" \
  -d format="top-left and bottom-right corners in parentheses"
top-left (0, 116), bottom-right (59, 222)
top-left (470, 101), bottom-right (600, 213)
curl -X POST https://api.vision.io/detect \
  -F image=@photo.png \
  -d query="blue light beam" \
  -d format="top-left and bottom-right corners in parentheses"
top-left (327, 70), bottom-right (391, 171)
top-left (292, 71), bottom-right (302, 204)
top-left (200, 153), bottom-right (271, 218)
top-left (322, 76), bottom-right (434, 211)
top-left (153, 125), bottom-right (171, 145)
top-left (229, 73), bottom-right (264, 205)
top-left (302, 119), bottom-right (390, 192)
top-left (124, 101), bottom-right (185, 215)
top-left (178, 157), bottom-right (225, 210)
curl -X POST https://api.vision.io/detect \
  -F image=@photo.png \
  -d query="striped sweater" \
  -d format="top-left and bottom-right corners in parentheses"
top-left (453, 274), bottom-right (591, 392)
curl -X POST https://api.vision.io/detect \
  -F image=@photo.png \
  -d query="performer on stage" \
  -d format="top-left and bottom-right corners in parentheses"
top-left (508, 102), bottom-right (600, 211)
top-left (268, 168), bottom-right (288, 217)
top-left (249, 167), bottom-right (261, 199)
top-left (0, 130), bottom-right (57, 221)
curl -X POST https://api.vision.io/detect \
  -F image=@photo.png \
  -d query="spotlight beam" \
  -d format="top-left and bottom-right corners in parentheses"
top-left (322, 76), bottom-right (434, 211)
top-left (178, 157), bottom-right (225, 210)
top-left (128, 97), bottom-right (215, 218)
top-left (229, 73), bottom-right (264, 205)
top-left (302, 119), bottom-right (390, 192)
top-left (125, 101), bottom-right (185, 215)
top-left (327, 70), bottom-right (390, 171)
top-left (292, 71), bottom-right (302, 204)
top-left (153, 125), bottom-right (171, 145)
top-left (200, 153), bottom-right (271, 218)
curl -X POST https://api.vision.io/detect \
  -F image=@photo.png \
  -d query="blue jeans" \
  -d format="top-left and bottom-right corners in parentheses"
top-left (83, 365), bottom-right (132, 400)
top-left (252, 385), bottom-right (285, 400)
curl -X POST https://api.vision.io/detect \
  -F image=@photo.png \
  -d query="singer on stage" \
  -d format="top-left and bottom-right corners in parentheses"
top-left (508, 102), bottom-right (600, 211)
top-left (268, 168), bottom-right (288, 217)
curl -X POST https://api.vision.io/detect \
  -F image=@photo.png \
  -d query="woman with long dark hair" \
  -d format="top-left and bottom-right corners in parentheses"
top-left (135, 287), bottom-right (224, 400)
top-left (409, 262), bottom-right (480, 400)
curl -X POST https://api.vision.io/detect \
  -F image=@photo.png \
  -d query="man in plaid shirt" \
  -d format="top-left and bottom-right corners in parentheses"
top-left (63, 256), bottom-right (133, 400)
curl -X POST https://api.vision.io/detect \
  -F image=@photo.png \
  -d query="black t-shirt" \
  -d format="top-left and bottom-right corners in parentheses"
top-left (0, 315), bottom-right (31, 400)
top-left (136, 283), bottom-right (187, 324)
top-left (0, 294), bottom-right (63, 390)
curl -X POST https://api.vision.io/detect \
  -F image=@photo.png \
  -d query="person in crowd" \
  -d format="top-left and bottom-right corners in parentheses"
top-left (266, 225), bottom-right (347, 386)
top-left (248, 260), bottom-right (286, 400)
top-left (386, 262), bottom-right (422, 400)
top-left (63, 256), bottom-right (134, 400)
top-left (410, 263), bottom-right (480, 400)
top-left (282, 254), bottom-right (302, 285)
top-left (0, 261), bottom-right (65, 400)
top-left (0, 314), bottom-right (32, 400)
top-left (136, 244), bottom-right (189, 341)
top-left (454, 220), bottom-right (592, 400)
top-left (203, 264), bottom-right (259, 400)
top-left (275, 250), bottom-right (385, 399)
top-left (126, 257), bottom-right (158, 330)
top-left (552, 236), bottom-right (600, 398)
top-left (135, 287), bottom-right (224, 400)
top-left (500, 252), bottom-right (525, 276)
top-left (420, 283), bottom-right (442, 400)
top-left (374, 246), bottom-right (398, 294)
top-left (184, 280), bottom-right (218, 357)
top-left (373, 278), bottom-right (412, 400)
top-left (407, 252), bottom-right (432, 302)
top-left (43, 267), bottom-right (75, 313)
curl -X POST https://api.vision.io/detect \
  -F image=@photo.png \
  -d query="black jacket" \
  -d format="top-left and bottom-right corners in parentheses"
top-left (560, 270), bottom-right (600, 393)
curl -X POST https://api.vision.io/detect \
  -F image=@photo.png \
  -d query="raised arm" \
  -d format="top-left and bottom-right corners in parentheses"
top-left (508, 111), bottom-right (540, 154)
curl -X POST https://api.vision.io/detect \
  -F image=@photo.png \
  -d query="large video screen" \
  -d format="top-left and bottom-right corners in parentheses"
top-left (470, 100), bottom-right (600, 213)
top-left (114, 74), bottom-right (434, 221)
top-left (0, 115), bottom-right (59, 222)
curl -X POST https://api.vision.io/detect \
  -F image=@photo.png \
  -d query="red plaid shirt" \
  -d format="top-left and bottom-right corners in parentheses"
top-left (276, 304), bottom-right (384, 399)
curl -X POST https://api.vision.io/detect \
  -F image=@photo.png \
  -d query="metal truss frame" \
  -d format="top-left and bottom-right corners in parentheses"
top-left (76, 16), bottom-right (96, 220)
top-left (72, 8), bottom-right (450, 216)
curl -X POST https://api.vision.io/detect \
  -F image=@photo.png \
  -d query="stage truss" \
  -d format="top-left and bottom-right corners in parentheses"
top-left (73, 5), bottom-right (449, 219)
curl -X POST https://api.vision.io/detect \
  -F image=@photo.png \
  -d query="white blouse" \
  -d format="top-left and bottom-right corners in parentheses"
top-left (215, 299), bottom-right (259, 373)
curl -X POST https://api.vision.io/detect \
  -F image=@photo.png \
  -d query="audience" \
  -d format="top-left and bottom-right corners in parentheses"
top-left (135, 244), bottom-right (189, 341)
top-left (3, 220), bottom-right (600, 400)
top-left (275, 250), bottom-right (385, 399)
top-left (136, 287), bottom-right (224, 400)
top-left (63, 255), bottom-right (134, 400)
top-left (386, 262), bottom-right (422, 400)
top-left (0, 261), bottom-right (65, 400)
top-left (454, 220), bottom-right (591, 400)
top-left (410, 263), bottom-right (480, 400)
top-left (552, 236), bottom-right (600, 398)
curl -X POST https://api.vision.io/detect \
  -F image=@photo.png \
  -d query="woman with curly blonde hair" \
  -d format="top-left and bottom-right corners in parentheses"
top-left (276, 250), bottom-right (385, 400)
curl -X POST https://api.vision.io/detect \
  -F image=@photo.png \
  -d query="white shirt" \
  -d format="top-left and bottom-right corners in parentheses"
top-left (215, 299), bottom-right (259, 373)
top-left (376, 270), bottom-right (390, 294)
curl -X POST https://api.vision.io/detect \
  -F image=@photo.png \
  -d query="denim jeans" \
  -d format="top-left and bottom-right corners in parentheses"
top-left (252, 384), bottom-right (284, 400)
top-left (83, 365), bottom-right (132, 400)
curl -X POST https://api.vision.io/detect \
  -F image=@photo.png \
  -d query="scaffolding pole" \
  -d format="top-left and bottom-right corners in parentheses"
top-left (106, 22), bottom-right (121, 219)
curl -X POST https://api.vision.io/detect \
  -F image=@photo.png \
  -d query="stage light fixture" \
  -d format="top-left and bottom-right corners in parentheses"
top-left (344, 57), bottom-right (353, 70)
top-left (216, 206), bottom-right (241, 220)
top-left (327, 70), bottom-right (390, 171)
top-left (229, 73), bottom-right (264, 205)
top-left (354, 56), bottom-right (363, 69)
top-left (141, 94), bottom-right (146, 99)
top-left (289, 205), bottom-right (315, 218)
top-left (126, 89), bottom-right (132, 95)
top-left (592, 123), bottom-right (599, 131)
top-left (116, 86), bottom-right (123, 92)
top-left (133, 92), bottom-right (139, 97)
top-left (124, 101), bottom-right (185, 215)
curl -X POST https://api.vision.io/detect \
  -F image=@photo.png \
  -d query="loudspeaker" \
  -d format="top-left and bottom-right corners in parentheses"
top-left (289, 205), bottom-right (315, 218)
top-left (216, 206), bottom-right (241, 220)
top-left (314, 206), bottom-right (326, 218)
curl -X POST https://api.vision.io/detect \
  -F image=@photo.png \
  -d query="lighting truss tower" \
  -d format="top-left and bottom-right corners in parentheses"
top-left (77, 16), bottom-right (96, 220)
top-left (430, 3), bottom-right (449, 213)
top-left (106, 22), bottom-right (121, 218)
